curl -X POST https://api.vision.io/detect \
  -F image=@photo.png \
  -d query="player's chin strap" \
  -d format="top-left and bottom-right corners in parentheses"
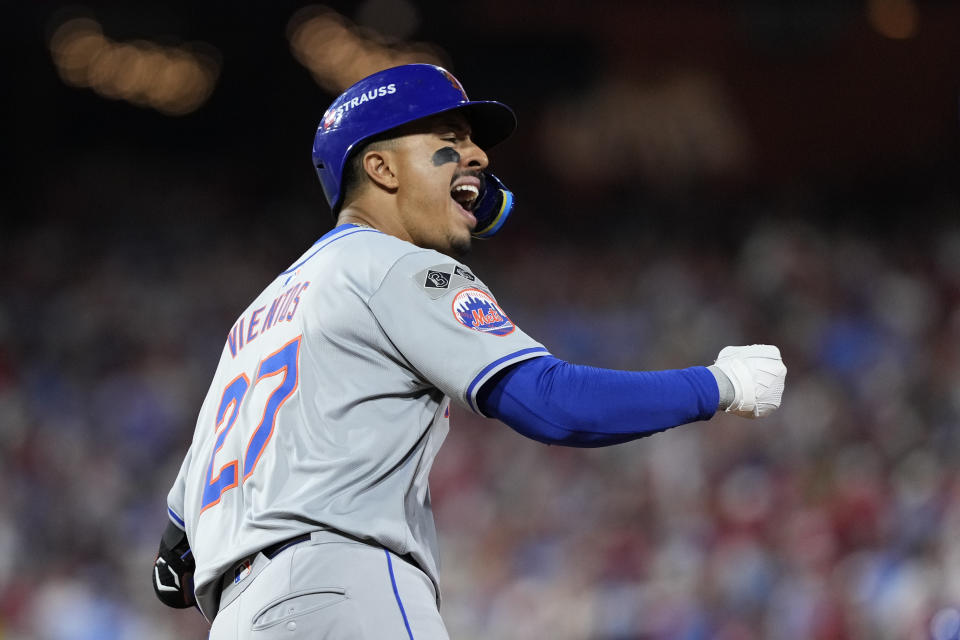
top-left (471, 172), bottom-right (514, 239)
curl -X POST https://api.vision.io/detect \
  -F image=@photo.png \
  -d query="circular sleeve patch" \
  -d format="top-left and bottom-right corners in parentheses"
top-left (451, 288), bottom-right (515, 336)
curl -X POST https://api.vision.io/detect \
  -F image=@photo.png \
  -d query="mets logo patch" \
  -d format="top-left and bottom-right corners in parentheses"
top-left (441, 69), bottom-right (469, 100)
top-left (452, 288), bottom-right (514, 336)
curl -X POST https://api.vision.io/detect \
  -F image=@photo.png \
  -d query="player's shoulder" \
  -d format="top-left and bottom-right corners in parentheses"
top-left (374, 246), bottom-right (489, 304)
top-left (281, 223), bottom-right (472, 292)
top-left (366, 235), bottom-right (483, 298)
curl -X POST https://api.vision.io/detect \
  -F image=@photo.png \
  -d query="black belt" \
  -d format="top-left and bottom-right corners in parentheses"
top-left (215, 530), bottom-right (429, 616)
top-left (228, 533), bottom-right (313, 584)
top-left (253, 531), bottom-right (420, 575)
top-left (260, 533), bottom-right (313, 560)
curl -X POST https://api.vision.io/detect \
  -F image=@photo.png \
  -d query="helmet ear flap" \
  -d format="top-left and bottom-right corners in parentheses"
top-left (472, 172), bottom-right (514, 239)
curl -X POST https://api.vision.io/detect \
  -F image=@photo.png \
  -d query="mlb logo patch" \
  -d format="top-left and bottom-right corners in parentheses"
top-left (234, 560), bottom-right (252, 584)
top-left (322, 108), bottom-right (339, 130)
top-left (451, 288), bottom-right (515, 336)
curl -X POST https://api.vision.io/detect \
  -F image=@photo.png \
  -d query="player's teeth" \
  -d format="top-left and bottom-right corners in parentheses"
top-left (451, 184), bottom-right (479, 208)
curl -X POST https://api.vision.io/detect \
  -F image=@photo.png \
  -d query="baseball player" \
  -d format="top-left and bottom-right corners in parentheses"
top-left (152, 64), bottom-right (787, 639)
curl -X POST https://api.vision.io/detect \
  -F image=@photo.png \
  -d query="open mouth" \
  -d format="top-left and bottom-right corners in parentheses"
top-left (450, 183), bottom-right (480, 211)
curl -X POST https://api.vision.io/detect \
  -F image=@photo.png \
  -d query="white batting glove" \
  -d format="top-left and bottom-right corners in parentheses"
top-left (712, 345), bottom-right (786, 418)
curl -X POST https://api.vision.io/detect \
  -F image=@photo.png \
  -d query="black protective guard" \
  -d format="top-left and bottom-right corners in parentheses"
top-left (152, 520), bottom-right (197, 609)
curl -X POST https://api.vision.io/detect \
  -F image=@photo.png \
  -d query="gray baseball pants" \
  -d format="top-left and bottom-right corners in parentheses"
top-left (209, 530), bottom-right (450, 640)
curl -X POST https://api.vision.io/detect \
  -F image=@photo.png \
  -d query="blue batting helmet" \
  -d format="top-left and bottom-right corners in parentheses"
top-left (311, 64), bottom-right (517, 215)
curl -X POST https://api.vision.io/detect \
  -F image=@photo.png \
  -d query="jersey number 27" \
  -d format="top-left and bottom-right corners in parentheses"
top-left (200, 336), bottom-right (302, 513)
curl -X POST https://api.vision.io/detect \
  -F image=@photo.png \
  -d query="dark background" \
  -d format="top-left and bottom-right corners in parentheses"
top-left (7, 2), bottom-right (960, 233)
top-left (2, 2), bottom-right (960, 638)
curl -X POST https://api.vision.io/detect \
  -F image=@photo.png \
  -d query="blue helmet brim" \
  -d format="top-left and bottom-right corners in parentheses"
top-left (448, 101), bottom-right (517, 151)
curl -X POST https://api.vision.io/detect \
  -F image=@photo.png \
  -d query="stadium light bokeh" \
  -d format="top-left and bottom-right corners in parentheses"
top-left (49, 17), bottom-right (220, 116)
top-left (286, 5), bottom-right (448, 94)
top-left (866, 0), bottom-right (920, 39)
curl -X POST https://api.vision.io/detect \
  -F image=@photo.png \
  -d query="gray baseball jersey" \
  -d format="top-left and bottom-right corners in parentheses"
top-left (166, 223), bottom-right (549, 621)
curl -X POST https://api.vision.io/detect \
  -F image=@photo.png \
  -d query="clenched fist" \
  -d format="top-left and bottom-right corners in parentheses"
top-left (712, 345), bottom-right (786, 418)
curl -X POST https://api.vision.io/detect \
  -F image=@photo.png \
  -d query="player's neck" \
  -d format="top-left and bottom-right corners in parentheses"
top-left (337, 204), bottom-right (379, 232)
top-left (338, 201), bottom-right (412, 244)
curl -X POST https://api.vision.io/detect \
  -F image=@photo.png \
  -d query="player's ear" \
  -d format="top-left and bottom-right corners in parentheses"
top-left (361, 147), bottom-right (399, 192)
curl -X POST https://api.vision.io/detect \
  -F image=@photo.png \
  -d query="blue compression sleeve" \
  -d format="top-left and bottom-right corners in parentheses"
top-left (476, 356), bottom-right (719, 447)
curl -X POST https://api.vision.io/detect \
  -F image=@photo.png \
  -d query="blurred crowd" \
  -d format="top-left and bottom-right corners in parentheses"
top-left (1, 177), bottom-right (959, 639)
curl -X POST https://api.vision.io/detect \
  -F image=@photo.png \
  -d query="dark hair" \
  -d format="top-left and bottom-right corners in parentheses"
top-left (338, 134), bottom-right (396, 212)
